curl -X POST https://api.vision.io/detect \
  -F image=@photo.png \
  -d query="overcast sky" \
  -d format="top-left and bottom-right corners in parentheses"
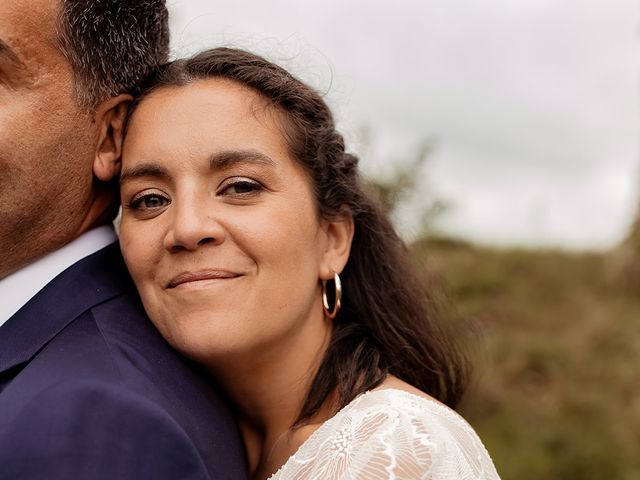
top-left (167, 0), bottom-right (638, 250)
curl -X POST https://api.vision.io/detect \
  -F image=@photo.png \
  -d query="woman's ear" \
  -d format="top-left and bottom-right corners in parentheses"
top-left (319, 212), bottom-right (355, 279)
top-left (92, 94), bottom-right (133, 182)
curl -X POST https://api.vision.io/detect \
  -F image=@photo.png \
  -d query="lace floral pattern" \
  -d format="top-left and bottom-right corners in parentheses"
top-left (269, 389), bottom-right (500, 479)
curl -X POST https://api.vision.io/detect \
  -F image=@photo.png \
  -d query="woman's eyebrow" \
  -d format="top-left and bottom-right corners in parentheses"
top-left (119, 151), bottom-right (276, 184)
top-left (120, 163), bottom-right (168, 184)
top-left (209, 150), bottom-right (276, 170)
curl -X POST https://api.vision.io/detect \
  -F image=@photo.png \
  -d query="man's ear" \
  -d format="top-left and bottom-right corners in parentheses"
top-left (319, 212), bottom-right (355, 280)
top-left (93, 93), bottom-right (133, 182)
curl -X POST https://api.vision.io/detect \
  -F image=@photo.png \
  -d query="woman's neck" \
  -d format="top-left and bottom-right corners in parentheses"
top-left (205, 312), bottom-right (334, 478)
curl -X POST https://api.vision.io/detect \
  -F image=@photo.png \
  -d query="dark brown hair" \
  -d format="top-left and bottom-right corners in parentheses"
top-left (131, 47), bottom-right (470, 424)
top-left (57, 0), bottom-right (170, 109)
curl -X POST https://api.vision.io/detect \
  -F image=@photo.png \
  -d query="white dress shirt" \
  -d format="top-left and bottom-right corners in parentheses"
top-left (0, 226), bottom-right (118, 328)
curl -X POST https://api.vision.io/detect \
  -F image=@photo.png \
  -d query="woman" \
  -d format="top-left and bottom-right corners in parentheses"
top-left (118, 47), bottom-right (500, 479)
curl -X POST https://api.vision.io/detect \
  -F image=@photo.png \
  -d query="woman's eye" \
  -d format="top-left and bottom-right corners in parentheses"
top-left (220, 179), bottom-right (262, 196)
top-left (129, 193), bottom-right (170, 210)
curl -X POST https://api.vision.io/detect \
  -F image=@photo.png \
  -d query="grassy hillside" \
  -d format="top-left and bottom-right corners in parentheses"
top-left (411, 237), bottom-right (640, 480)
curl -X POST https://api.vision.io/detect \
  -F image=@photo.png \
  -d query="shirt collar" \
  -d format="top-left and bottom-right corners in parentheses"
top-left (0, 226), bottom-right (117, 328)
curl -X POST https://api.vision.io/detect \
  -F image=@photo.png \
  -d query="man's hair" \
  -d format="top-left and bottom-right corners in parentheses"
top-left (57, 0), bottom-right (170, 109)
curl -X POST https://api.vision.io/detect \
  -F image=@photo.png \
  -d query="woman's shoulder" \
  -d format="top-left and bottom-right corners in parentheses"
top-left (360, 379), bottom-right (482, 441)
top-left (271, 381), bottom-right (501, 479)
top-left (347, 385), bottom-right (470, 429)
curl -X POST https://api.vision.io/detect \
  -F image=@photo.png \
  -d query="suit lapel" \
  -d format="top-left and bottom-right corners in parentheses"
top-left (0, 243), bottom-right (134, 375)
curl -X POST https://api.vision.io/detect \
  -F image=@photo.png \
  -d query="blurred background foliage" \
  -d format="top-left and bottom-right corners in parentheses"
top-left (366, 142), bottom-right (640, 480)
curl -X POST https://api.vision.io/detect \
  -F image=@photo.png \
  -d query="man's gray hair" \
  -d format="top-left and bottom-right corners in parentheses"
top-left (57, 0), bottom-right (170, 109)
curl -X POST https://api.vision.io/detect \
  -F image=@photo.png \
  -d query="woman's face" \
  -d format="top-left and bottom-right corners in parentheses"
top-left (119, 79), bottom-right (346, 363)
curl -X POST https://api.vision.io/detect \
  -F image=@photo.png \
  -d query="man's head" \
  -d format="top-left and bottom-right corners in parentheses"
top-left (0, 0), bottom-right (169, 279)
top-left (58, 0), bottom-right (170, 110)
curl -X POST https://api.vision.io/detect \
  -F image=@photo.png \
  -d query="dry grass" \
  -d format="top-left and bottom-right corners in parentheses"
top-left (411, 237), bottom-right (640, 480)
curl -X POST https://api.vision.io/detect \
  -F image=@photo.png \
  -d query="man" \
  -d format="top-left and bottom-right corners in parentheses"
top-left (0, 1), bottom-right (247, 478)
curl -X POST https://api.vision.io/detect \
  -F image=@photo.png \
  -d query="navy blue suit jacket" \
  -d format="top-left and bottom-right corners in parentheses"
top-left (0, 243), bottom-right (247, 479)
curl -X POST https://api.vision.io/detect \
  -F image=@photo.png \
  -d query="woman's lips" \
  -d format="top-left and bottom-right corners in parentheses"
top-left (167, 270), bottom-right (240, 288)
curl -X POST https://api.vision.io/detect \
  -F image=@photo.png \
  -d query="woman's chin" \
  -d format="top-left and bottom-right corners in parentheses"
top-left (163, 322), bottom-right (262, 368)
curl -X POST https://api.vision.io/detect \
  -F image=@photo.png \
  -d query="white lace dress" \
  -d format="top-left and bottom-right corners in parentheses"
top-left (269, 389), bottom-right (500, 480)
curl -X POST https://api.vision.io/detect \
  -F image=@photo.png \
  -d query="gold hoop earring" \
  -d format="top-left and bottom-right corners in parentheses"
top-left (322, 271), bottom-right (342, 319)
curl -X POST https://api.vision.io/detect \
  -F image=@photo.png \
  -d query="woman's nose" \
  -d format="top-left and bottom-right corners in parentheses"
top-left (163, 196), bottom-right (225, 252)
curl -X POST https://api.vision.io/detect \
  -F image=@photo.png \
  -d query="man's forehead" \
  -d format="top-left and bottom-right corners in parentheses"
top-left (0, 0), bottom-right (60, 59)
top-left (0, 39), bottom-right (22, 66)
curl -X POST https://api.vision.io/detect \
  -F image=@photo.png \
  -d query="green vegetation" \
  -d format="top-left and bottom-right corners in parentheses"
top-left (411, 237), bottom-right (640, 480)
